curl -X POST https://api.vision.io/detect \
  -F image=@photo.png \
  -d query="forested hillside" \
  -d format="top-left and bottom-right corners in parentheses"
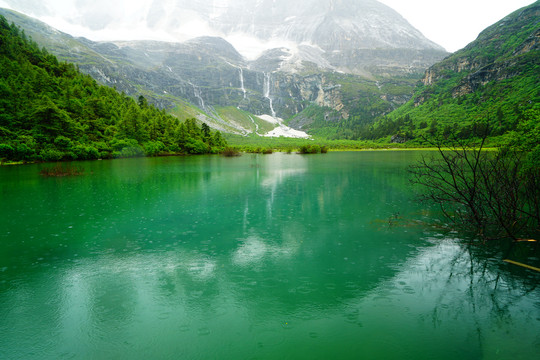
top-left (0, 16), bottom-right (226, 163)
top-left (0, 7), bottom-right (447, 141)
top-left (362, 1), bottom-right (539, 144)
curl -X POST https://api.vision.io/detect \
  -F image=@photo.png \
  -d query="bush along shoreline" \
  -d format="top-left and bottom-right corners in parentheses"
top-left (0, 16), bottom-right (227, 165)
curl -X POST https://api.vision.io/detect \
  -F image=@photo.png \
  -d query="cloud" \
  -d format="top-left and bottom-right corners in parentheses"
top-left (378, 0), bottom-right (536, 52)
top-left (1, 0), bottom-right (290, 58)
top-left (2, 0), bottom-right (536, 54)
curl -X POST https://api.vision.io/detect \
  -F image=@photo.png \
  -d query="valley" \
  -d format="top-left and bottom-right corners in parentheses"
top-left (0, 0), bottom-right (448, 140)
top-left (0, 2), bottom-right (539, 358)
top-left (0, 0), bottom-right (538, 155)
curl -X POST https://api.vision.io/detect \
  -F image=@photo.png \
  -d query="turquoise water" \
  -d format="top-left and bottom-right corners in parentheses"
top-left (0, 152), bottom-right (538, 359)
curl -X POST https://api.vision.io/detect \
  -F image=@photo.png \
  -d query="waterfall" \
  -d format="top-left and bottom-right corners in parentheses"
top-left (263, 72), bottom-right (270, 99)
top-left (263, 72), bottom-right (276, 118)
top-left (224, 61), bottom-right (247, 102)
top-left (190, 82), bottom-right (205, 109)
top-left (239, 68), bottom-right (247, 99)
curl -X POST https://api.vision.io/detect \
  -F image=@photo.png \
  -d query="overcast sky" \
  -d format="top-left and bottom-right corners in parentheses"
top-left (0, 0), bottom-right (536, 53)
top-left (378, 0), bottom-right (536, 51)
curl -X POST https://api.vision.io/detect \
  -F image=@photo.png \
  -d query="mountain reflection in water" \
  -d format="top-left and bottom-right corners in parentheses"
top-left (0, 152), bottom-right (538, 359)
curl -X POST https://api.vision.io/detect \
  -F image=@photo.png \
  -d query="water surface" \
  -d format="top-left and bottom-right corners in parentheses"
top-left (1, 152), bottom-right (538, 359)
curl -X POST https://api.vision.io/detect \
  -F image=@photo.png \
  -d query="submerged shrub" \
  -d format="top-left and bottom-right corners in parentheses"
top-left (222, 147), bottom-right (241, 157)
top-left (409, 132), bottom-right (540, 242)
top-left (299, 144), bottom-right (323, 154)
top-left (40, 164), bottom-right (85, 177)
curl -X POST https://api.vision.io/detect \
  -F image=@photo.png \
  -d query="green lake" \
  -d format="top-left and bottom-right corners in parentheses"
top-left (1, 152), bottom-right (539, 359)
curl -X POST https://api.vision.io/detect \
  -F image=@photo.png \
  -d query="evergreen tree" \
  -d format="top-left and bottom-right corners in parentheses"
top-left (0, 15), bottom-right (225, 162)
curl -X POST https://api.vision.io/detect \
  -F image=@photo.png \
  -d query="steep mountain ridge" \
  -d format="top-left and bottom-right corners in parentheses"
top-left (0, 2), bottom-right (448, 139)
top-left (371, 1), bottom-right (540, 142)
top-left (1, 0), bottom-right (447, 75)
top-left (421, 2), bottom-right (539, 88)
top-left (207, 0), bottom-right (444, 50)
top-left (0, 15), bottom-right (227, 162)
top-left (207, 0), bottom-right (447, 75)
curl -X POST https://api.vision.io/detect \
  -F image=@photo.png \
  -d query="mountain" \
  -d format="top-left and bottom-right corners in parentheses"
top-left (0, 2), bottom-right (448, 139)
top-left (368, 1), bottom-right (540, 143)
top-left (210, 0), bottom-right (442, 49)
top-left (0, 14), bottom-right (227, 163)
top-left (1, 0), bottom-right (446, 74)
top-left (183, 0), bottom-right (446, 75)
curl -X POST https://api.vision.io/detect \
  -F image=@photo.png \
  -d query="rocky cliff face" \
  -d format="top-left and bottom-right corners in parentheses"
top-left (207, 0), bottom-right (444, 50)
top-left (68, 32), bottom-right (351, 128)
top-left (420, 3), bottom-right (540, 99)
top-left (2, 0), bottom-right (448, 76)
top-left (389, 1), bottom-right (539, 140)
top-left (0, 3), bottom-right (447, 137)
top-left (207, 0), bottom-right (447, 75)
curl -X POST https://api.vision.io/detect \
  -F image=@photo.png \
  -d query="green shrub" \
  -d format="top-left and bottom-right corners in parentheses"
top-left (299, 144), bottom-right (321, 154)
top-left (54, 136), bottom-right (73, 150)
top-left (13, 143), bottom-right (35, 161)
top-left (73, 145), bottom-right (99, 160)
top-left (93, 141), bottom-right (112, 159)
top-left (0, 143), bottom-right (14, 159)
top-left (39, 148), bottom-right (64, 162)
top-left (222, 147), bottom-right (241, 157)
top-left (111, 138), bottom-right (135, 152)
top-left (144, 141), bottom-right (166, 156)
top-left (184, 139), bottom-right (210, 154)
top-left (118, 146), bottom-right (145, 158)
top-left (110, 138), bottom-right (144, 158)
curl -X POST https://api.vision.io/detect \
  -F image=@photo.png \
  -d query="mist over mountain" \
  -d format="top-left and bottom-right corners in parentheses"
top-left (2, 0), bottom-right (447, 73)
top-left (0, 1), bottom-right (450, 138)
top-left (369, 1), bottom-right (539, 143)
top-left (208, 0), bottom-right (443, 50)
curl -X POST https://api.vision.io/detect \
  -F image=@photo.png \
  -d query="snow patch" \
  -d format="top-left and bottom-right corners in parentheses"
top-left (264, 126), bottom-right (310, 139)
top-left (257, 115), bottom-right (310, 139)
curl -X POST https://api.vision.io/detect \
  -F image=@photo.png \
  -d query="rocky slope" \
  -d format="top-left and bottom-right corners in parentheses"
top-left (1, 0), bottom-right (446, 75)
top-left (204, 0), bottom-right (446, 75)
top-left (0, 2), bottom-right (448, 138)
top-left (420, 2), bottom-right (539, 92)
top-left (375, 1), bottom-right (540, 142)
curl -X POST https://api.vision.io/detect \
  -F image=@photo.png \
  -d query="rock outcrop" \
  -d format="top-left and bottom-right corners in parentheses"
top-left (419, 3), bottom-right (540, 101)
top-left (0, 2), bottom-right (450, 137)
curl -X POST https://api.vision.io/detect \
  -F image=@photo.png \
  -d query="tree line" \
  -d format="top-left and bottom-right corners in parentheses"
top-left (0, 15), bottom-right (226, 163)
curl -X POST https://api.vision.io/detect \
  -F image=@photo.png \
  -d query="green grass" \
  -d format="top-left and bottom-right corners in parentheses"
top-left (223, 133), bottom-right (446, 152)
